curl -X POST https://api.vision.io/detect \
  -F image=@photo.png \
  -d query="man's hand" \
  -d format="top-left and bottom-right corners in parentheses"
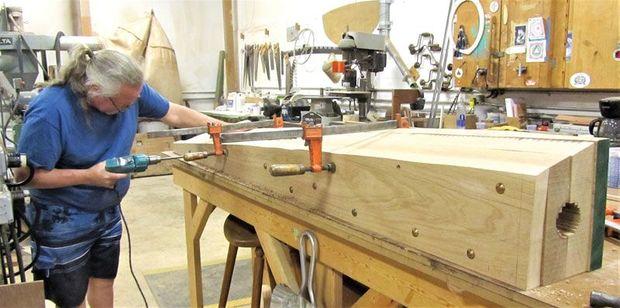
top-left (85, 161), bottom-right (128, 189)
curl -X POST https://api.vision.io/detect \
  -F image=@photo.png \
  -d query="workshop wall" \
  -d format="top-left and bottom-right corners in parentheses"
top-left (237, 0), bottom-right (452, 94)
top-left (89, 0), bottom-right (225, 97)
top-left (238, 0), bottom-right (615, 115)
top-left (10, 0), bottom-right (615, 114)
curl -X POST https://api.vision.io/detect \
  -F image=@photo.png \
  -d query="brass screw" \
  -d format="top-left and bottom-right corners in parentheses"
top-left (411, 228), bottom-right (420, 237)
top-left (351, 209), bottom-right (358, 217)
top-left (496, 183), bottom-right (505, 194)
top-left (263, 163), bottom-right (268, 169)
top-left (289, 186), bottom-right (294, 193)
top-left (467, 249), bottom-right (475, 259)
top-left (312, 183), bottom-right (318, 190)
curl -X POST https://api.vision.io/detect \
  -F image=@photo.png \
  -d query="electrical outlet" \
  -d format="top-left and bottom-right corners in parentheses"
top-left (287, 23), bottom-right (300, 42)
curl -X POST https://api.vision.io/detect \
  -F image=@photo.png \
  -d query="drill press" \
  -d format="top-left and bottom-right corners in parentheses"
top-left (330, 32), bottom-right (387, 121)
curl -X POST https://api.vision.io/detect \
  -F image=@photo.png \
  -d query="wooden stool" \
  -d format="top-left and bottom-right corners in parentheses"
top-left (219, 215), bottom-right (264, 308)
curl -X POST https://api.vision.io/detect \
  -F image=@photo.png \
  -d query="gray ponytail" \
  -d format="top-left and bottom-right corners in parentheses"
top-left (52, 45), bottom-right (144, 111)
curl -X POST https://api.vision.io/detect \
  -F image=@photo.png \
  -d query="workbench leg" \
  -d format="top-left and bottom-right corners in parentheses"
top-left (183, 190), bottom-right (216, 308)
top-left (256, 230), bottom-right (300, 292)
top-left (315, 262), bottom-right (343, 308)
top-left (261, 263), bottom-right (276, 308)
top-left (352, 289), bottom-right (401, 308)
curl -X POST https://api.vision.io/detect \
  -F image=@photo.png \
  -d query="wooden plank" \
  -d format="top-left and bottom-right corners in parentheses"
top-left (173, 168), bottom-right (528, 307)
top-left (352, 289), bottom-right (401, 308)
top-left (0, 281), bottom-right (45, 308)
top-left (566, 0), bottom-right (620, 89)
top-left (256, 231), bottom-right (300, 292)
top-left (71, 0), bottom-right (93, 36)
top-left (173, 129), bottom-right (598, 289)
top-left (322, 1), bottom-right (380, 45)
top-left (183, 190), bottom-right (203, 308)
top-left (314, 262), bottom-right (343, 308)
top-left (222, 0), bottom-right (239, 92)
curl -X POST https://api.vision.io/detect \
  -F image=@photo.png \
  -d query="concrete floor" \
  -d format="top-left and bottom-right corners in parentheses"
top-left (114, 175), bottom-right (251, 307)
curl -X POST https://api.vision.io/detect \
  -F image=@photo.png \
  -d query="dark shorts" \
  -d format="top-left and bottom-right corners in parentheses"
top-left (28, 204), bottom-right (122, 307)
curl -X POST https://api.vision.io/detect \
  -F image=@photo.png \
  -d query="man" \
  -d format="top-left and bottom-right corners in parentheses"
top-left (17, 46), bottom-right (222, 307)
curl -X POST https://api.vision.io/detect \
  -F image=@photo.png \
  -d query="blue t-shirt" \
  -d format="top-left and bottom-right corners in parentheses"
top-left (18, 83), bottom-right (170, 212)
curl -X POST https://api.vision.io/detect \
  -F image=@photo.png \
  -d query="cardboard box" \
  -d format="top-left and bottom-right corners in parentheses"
top-left (442, 114), bottom-right (478, 129)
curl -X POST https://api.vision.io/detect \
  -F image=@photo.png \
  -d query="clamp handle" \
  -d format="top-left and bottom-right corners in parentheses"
top-left (269, 164), bottom-right (308, 176)
top-left (183, 152), bottom-right (216, 161)
top-left (268, 163), bottom-right (335, 177)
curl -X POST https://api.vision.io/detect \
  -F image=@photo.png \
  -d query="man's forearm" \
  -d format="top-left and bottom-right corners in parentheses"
top-left (26, 168), bottom-right (90, 189)
top-left (161, 103), bottom-right (225, 128)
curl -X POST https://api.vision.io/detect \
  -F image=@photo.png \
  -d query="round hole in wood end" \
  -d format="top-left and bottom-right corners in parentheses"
top-left (351, 209), bottom-right (358, 217)
top-left (396, 164), bottom-right (401, 169)
top-left (467, 249), bottom-right (475, 259)
top-left (312, 183), bottom-right (317, 190)
top-left (289, 186), bottom-right (294, 193)
top-left (263, 163), bottom-right (268, 169)
top-left (556, 202), bottom-right (580, 238)
top-left (495, 183), bottom-right (505, 194)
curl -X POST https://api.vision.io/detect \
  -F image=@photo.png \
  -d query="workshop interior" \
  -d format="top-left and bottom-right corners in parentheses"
top-left (0, 0), bottom-right (619, 307)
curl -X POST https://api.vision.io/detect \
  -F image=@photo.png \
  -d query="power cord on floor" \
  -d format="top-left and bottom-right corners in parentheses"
top-left (119, 207), bottom-right (149, 308)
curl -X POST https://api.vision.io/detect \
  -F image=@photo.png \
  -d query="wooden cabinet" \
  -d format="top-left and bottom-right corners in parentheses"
top-left (452, 0), bottom-right (619, 90)
top-left (499, 0), bottom-right (568, 88)
top-left (565, 0), bottom-right (620, 89)
top-left (453, 0), bottom-right (502, 89)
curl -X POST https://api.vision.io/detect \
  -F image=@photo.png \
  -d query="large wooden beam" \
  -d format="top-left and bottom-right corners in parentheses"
top-left (173, 128), bottom-right (603, 290)
top-left (222, 0), bottom-right (240, 92)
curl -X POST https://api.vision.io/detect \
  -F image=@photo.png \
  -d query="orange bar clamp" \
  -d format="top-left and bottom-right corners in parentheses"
top-left (273, 115), bottom-right (284, 128)
top-left (207, 123), bottom-right (225, 156)
top-left (394, 114), bottom-right (411, 128)
top-left (303, 125), bottom-right (324, 173)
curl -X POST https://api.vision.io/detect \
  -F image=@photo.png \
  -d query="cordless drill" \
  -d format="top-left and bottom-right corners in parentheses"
top-left (105, 152), bottom-right (217, 174)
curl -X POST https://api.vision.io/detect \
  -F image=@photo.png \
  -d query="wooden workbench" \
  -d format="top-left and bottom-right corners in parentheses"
top-left (171, 158), bottom-right (619, 307)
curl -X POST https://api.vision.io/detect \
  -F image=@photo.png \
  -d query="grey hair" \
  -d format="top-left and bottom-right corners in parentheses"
top-left (51, 45), bottom-right (144, 111)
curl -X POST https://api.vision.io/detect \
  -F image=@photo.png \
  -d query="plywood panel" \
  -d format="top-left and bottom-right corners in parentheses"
top-left (172, 128), bottom-right (598, 289)
top-left (322, 1), bottom-right (380, 45)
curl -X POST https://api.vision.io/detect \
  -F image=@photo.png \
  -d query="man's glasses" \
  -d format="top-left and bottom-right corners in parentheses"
top-left (108, 97), bottom-right (126, 113)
